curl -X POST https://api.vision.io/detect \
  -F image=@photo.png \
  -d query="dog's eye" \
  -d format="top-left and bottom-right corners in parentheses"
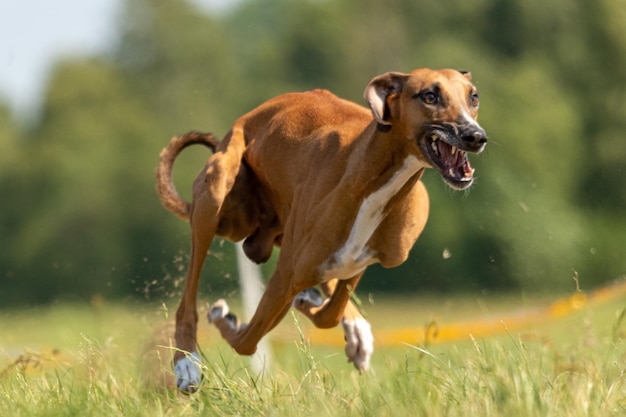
top-left (419, 91), bottom-right (438, 105)
top-left (470, 93), bottom-right (479, 107)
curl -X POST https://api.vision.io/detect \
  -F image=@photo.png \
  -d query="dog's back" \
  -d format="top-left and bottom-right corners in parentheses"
top-left (227, 89), bottom-right (374, 220)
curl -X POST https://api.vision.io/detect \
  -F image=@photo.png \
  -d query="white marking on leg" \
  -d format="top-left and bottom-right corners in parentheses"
top-left (208, 299), bottom-right (229, 323)
top-left (174, 351), bottom-right (203, 393)
top-left (208, 299), bottom-right (242, 333)
top-left (342, 317), bottom-right (374, 371)
top-left (322, 155), bottom-right (423, 280)
top-left (293, 287), bottom-right (324, 309)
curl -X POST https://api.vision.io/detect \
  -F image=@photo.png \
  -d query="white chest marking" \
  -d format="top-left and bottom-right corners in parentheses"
top-left (322, 155), bottom-right (423, 280)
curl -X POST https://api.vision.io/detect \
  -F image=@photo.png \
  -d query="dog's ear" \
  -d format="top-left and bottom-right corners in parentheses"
top-left (363, 72), bottom-right (408, 127)
top-left (458, 70), bottom-right (472, 81)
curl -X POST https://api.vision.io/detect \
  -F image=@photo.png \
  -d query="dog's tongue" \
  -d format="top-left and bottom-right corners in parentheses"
top-left (461, 158), bottom-right (474, 178)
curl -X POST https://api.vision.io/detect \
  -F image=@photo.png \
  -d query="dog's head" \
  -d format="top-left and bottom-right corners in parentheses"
top-left (364, 68), bottom-right (487, 190)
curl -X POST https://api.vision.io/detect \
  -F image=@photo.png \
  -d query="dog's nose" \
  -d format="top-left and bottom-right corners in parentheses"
top-left (461, 128), bottom-right (488, 147)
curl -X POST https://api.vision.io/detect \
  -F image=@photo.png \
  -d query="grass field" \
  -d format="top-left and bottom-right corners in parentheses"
top-left (2, 290), bottom-right (626, 416)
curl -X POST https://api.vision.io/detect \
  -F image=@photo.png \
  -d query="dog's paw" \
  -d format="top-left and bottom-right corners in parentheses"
top-left (208, 299), bottom-right (241, 330)
top-left (292, 287), bottom-right (324, 311)
top-left (174, 351), bottom-right (203, 394)
top-left (208, 299), bottom-right (229, 323)
top-left (342, 317), bottom-right (374, 372)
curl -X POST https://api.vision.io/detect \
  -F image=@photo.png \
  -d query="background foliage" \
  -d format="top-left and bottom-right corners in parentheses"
top-left (1, 0), bottom-right (625, 305)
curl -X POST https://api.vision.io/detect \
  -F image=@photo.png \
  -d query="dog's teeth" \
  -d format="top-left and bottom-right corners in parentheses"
top-left (430, 134), bottom-right (438, 141)
top-left (431, 141), bottom-right (438, 154)
top-left (451, 146), bottom-right (457, 155)
top-left (448, 168), bottom-right (455, 177)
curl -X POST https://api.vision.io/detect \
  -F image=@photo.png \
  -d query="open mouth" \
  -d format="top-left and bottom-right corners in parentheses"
top-left (420, 134), bottom-right (476, 190)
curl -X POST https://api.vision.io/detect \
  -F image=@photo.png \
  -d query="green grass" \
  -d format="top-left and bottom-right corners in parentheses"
top-left (2, 293), bottom-right (626, 416)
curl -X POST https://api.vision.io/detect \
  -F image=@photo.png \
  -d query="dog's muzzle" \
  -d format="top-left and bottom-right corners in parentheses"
top-left (419, 124), bottom-right (487, 190)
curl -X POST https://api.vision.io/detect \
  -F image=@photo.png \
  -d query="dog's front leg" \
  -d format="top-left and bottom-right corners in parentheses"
top-left (208, 266), bottom-right (297, 356)
top-left (293, 276), bottom-right (374, 371)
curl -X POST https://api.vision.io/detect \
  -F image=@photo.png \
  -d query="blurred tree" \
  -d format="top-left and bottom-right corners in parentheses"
top-left (116, 0), bottom-right (242, 133)
top-left (1, 0), bottom-right (624, 306)
top-left (0, 103), bottom-right (27, 303)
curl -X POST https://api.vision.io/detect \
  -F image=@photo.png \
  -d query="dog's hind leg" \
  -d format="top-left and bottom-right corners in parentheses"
top-left (293, 276), bottom-right (374, 371)
top-left (173, 200), bottom-right (216, 394)
top-left (173, 129), bottom-right (247, 394)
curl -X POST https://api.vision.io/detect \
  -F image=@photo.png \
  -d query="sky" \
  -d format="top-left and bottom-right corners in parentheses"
top-left (0, 0), bottom-right (236, 122)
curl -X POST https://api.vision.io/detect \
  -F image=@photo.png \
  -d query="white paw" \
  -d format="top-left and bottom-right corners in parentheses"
top-left (208, 299), bottom-right (229, 323)
top-left (174, 351), bottom-right (202, 394)
top-left (342, 317), bottom-right (374, 372)
top-left (292, 287), bottom-right (324, 309)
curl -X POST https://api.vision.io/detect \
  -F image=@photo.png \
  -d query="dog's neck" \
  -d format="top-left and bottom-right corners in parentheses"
top-left (345, 122), bottom-right (427, 187)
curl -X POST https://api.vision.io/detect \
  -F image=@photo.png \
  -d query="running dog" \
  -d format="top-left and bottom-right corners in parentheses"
top-left (156, 68), bottom-right (488, 393)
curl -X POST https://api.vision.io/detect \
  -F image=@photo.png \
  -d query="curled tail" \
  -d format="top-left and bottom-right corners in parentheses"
top-left (156, 131), bottom-right (219, 220)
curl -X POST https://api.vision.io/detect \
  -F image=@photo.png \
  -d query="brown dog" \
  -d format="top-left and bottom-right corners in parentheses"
top-left (156, 68), bottom-right (487, 393)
